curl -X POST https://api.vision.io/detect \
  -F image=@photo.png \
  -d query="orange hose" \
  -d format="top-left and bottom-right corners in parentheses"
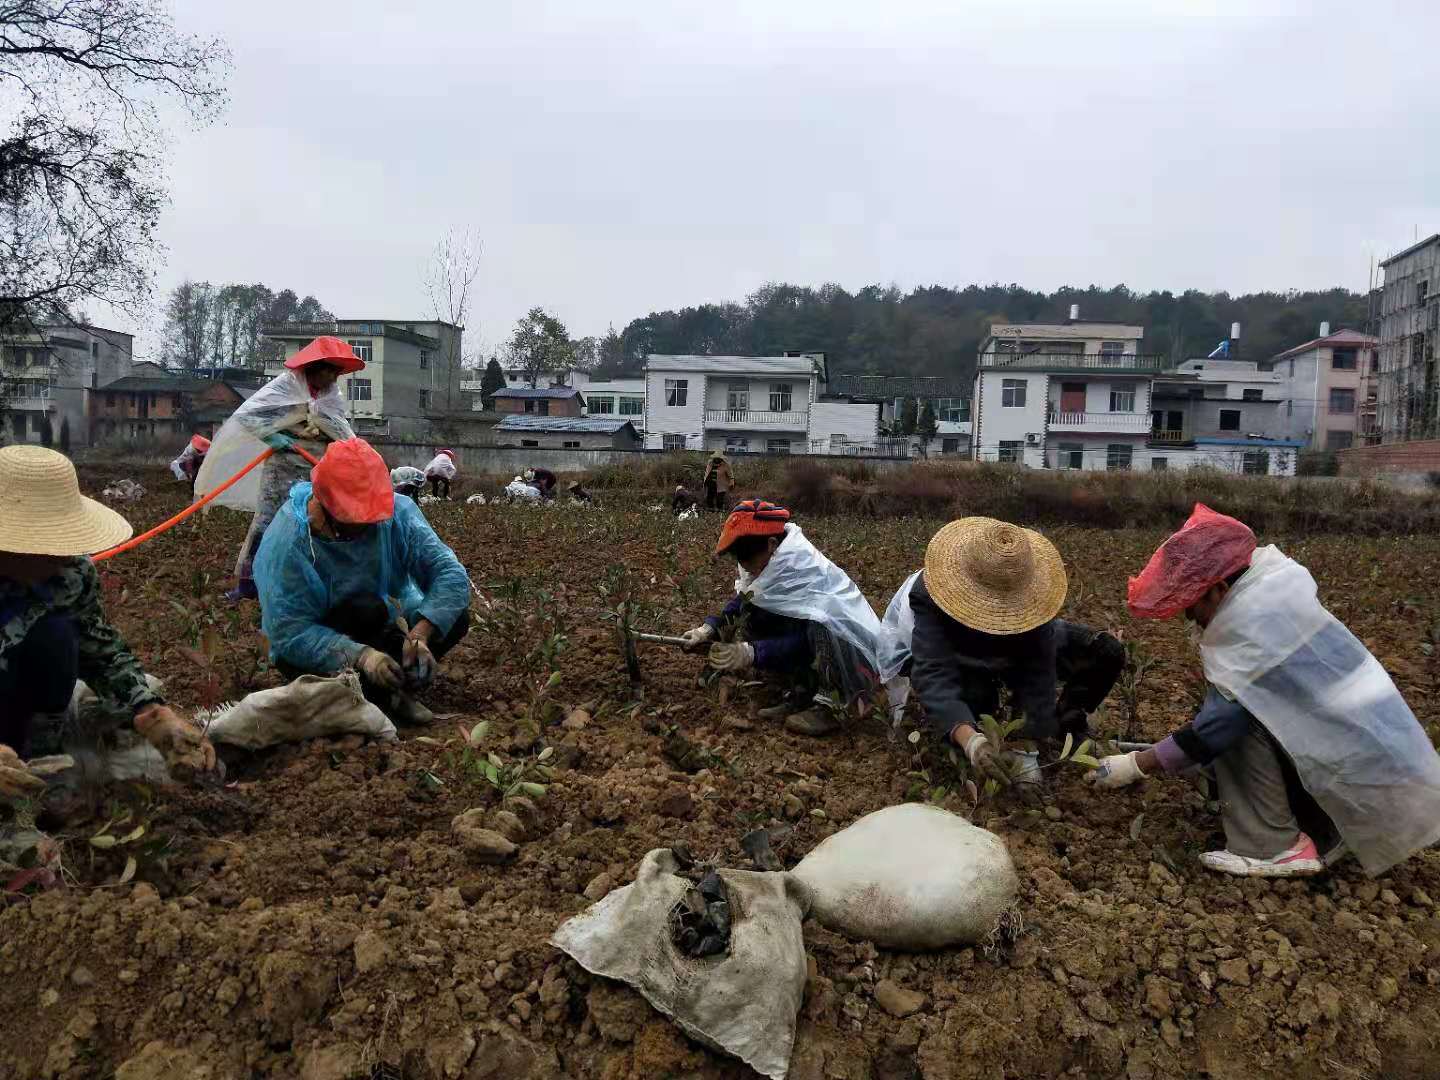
top-left (91, 443), bottom-right (324, 563)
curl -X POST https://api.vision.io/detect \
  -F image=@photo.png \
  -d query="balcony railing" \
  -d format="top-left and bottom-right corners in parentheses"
top-left (1149, 429), bottom-right (1188, 444)
top-left (6, 396), bottom-right (55, 410)
top-left (982, 352), bottom-right (1167, 372)
top-left (704, 408), bottom-right (808, 429)
top-left (1048, 410), bottom-right (1151, 433)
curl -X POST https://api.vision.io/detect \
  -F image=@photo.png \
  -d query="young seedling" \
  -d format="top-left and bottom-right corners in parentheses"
top-left (452, 720), bottom-right (552, 801)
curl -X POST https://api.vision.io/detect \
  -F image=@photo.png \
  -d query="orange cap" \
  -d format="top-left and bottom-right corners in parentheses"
top-left (715, 499), bottom-right (791, 554)
top-left (286, 336), bottom-right (365, 375)
top-left (311, 439), bottom-right (395, 524)
top-left (189, 434), bottom-right (211, 453)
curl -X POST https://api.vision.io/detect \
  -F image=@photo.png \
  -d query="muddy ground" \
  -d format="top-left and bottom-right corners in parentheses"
top-left (3, 466), bottom-right (1440, 1080)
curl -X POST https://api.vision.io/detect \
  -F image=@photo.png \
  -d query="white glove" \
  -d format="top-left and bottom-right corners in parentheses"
top-left (1087, 751), bottom-right (1147, 790)
top-left (962, 733), bottom-right (1009, 786)
top-left (680, 624), bottom-right (716, 652)
top-left (707, 641), bottom-right (756, 673)
top-left (358, 647), bottom-right (403, 690)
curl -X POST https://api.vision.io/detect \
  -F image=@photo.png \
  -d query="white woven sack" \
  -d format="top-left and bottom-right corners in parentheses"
top-left (202, 672), bottom-right (397, 750)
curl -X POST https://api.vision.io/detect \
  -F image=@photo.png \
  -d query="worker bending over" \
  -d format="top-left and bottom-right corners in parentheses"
top-left (0, 447), bottom-right (217, 797)
top-left (681, 500), bottom-right (884, 736)
top-left (169, 434), bottom-right (210, 486)
top-left (1090, 504), bottom-right (1440, 878)
top-left (196, 336), bottom-right (363, 601)
top-left (425, 449), bottom-right (457, 500)
top-left (891, 517), bottom-right (1122, 785)
top-left (390, 466), bottom-right (426, 501)
top-left (254, 439), bottom-right (472, 727)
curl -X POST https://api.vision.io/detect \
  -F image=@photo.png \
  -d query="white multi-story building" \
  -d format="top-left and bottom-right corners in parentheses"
top-left (642, 353), bottom-right (878, 455)
top-left (0, 323), bottom-right (135, 447)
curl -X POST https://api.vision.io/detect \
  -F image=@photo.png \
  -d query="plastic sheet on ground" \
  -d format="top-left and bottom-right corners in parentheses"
top-left (551, 848), bottom-right (810, 1080)
top-left (505, 479), bottom-right (542, 502)
top-left (199, 672), bottom-right (397, 750)
top-left (101, 478), bottom-right (146, 503)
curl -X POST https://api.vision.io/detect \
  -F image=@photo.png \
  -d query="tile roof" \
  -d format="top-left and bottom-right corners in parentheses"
top-left (491, 386), bottom-right (584, 400)
top-left (644, 354), bottom-right (817, 375)
top-left (495, 416), bottom-right (637, 434)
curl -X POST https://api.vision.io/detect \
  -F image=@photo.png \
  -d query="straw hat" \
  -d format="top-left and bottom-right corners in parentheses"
top-left (923, 516), bottom-right (1067, 635)
top-left (0, 446), bottom-right (133, 557)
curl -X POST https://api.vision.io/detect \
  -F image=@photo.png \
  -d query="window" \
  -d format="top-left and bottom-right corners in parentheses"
top-left (1286, 399), bottom-right (1293, 417)
top-left (769, 383), bottom-right (793, 412)
top-left (1058, 443), bottom-right (1084, 470)
top-left (418, 389), bottom-right (431, 410)
top-left (1242, 450), bottom-right (1271, 475)
top-left (724, 436), bottom-right (750, 453)
top-left (590, 395), bottom-right (615, 415)
top-left (521, 439), bottom-right (539, 447)
top-left (347, 378), bottom-right (372, 401)
top-left (665, 378), bottom-right (688, 407)
top-left (1331, 348), bottom-right (1357, 371)
top-left (998, 440), bottom-right (1023, 463)
top-left (525, 399), bottom-right (536, 413)
top-left (563, 441), bottom-right (580, 449)
top-left (618, 396), bottom-right (643, 416)
top-left (662, 434), bottom-right (686, 451)
top-left (1219, 409), bottom-right (1241, 432)
top-left (942, 438), bottom-right (960, 454)
top-left (1151, 457), bottom-right (1168, 472)
top-left (1099, 341), bottom-right (1125, 358)
top-left (346, 339), bottom-right (373, 364)
top-left (1108, 383), bottom-right (1136, 413)
top-left (726, 381), bottom-right (749, 414)
top-left (419, 350), bottom-right (430, 370)
top-left (1106, 444), bottom-right (1133, 471)
top-left (1242, 388), bottom-right (1263, 402)
top-left (766, 439), bottom-right (792, 454)
top-left (91, 341), bottom-right (99, 359)
top-left (830, 434), bottom-right (848, 447)
top-left (1001, 379), bottom-right (1027, 408)
top-left (1329, 388), bottom-right (1355, 414)
top-left (936, 398), bottom-right (970, 423)
top-left (1419, 280), bottom-right (1430, 306)
top-left (1326, 430), bottom-right (1354, 450)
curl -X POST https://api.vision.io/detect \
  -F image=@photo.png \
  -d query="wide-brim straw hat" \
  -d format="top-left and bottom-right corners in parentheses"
top-left (0, 445), bottom-right (133, 557)
top-left (923, 516), bottom-right (1067, 635)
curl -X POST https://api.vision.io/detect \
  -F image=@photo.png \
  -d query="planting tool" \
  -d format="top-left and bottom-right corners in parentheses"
top-left (634, 632), bottom-right (690, 647)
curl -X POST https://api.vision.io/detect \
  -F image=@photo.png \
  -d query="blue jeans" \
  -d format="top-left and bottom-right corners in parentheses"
top-left (0, 615), bottom-right (79, 758)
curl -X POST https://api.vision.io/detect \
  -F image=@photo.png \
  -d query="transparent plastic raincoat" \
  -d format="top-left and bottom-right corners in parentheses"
top-left (253, 482), bottom-right (471, 675)
top-left (1200, 545), bottom-right (1440, 876)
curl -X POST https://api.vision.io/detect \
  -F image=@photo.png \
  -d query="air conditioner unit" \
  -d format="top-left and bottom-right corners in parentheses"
top-left (1025, 433), bottom-right (1042, 446)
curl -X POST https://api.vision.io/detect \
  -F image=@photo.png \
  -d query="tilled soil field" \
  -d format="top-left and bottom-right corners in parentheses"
top-left (3, 467), bottom-right (1440, 1080)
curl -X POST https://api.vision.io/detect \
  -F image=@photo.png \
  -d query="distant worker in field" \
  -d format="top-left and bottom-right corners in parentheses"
top-left (679, 499), bottom-right (885, 736)
top-left (169, 434), bottom-right (210, 487)
top-left (702, 453), bottom-right (734, 511)
top-left (254, 438), bottom-right (472, 728)
top-left (424, 449), bottom-right (458, 500)
top-left (1091, 504), bottom-right (1440, 879)
top-left (390, 466), bottom-right (426, 501)
top-left (880, 517), bottom-right (1124, 787)
top-left (0, 447), bottom-right (217, 791)
top-left (195, 336), bottom-right (363, 602)
top-left (525, 467), bottom-right (558, 500)
top-left (671, 485), bottom-right (698, 515)
top-left (567, 480), bottom-right (594, 505)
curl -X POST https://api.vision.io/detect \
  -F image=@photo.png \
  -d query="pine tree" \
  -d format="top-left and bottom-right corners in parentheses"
top-left (917, 400), bottom-right (938, 439)
top-left (480, 357), bottom-right (505, 410)
top-left (59, 416), bottom-right (71, 453)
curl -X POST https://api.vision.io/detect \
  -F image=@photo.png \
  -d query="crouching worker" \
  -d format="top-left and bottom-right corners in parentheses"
top-left (679, 500), bottom-right (884, 736)
top-left (899, 517), bottom-right (1122, 786)
top-left (390, 466), bottom-right (426, 501)
top-left (425, 449), bottom-right (457, 500)
top-left (169, 434), bottom-right (210, 486)
top-left (1091, 504), bottom-right (1440, 879)
top-left (254, 438), bottom-right (472, 727)
top-left (0, 447), bottom-right (217, 787)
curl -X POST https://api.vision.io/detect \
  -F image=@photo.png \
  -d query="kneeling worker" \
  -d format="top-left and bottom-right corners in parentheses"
top-left (901, 517), bottom-right (1123, 784)
top-left (680, 499), bottom-right (884, 736)
top-left (255, 438), bottom-right (472, 726)
top-left (1091, 504), bottom-right (1440, 878)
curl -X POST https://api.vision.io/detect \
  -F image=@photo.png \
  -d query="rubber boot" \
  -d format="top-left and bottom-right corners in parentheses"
top-left (784, 709), bottom-right (838, 737)
top-left (387, 692), bottom-right (435, 727)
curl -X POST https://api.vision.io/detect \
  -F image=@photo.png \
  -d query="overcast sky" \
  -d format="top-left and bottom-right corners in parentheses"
top-left (127, 0), bottom-right (1440, 358)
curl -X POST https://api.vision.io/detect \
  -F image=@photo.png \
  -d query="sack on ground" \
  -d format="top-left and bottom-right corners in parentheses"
top-left (202, 672), bottom-right (397, 750)
top-left (792, 803), bottom-right (1018, 950)
top-left (550, 848), bottom-right (811, 1080)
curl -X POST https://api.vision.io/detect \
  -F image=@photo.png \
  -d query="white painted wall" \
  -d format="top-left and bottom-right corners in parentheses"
top-left (643, 370), bottom-right (705, 449)
top-left (810, 401), bottom-right (880, 452)
top-left (975, 370), bottom-right (1048, 466)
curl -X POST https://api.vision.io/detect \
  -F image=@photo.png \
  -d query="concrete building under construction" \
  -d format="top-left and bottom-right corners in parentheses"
top-left (1377, 235), bottom-right (1440, 442)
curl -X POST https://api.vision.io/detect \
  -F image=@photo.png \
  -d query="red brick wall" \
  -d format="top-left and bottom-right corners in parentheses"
top-left (1337, 440), bottom-right (1440, 477)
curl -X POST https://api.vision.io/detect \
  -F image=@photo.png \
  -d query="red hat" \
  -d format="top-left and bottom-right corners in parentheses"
top-left (1127, 504), bottom-right (1256, 619)
top-left (715, 499), bottom-right (791, 555)
top-left (311, 438), bottom-right (395, 525)
top-left (189, 434), bottom-right (211, 453)
top-left (437, 449), bottom-right (456, 460)
top-left (286, 336), bottom-right (365, 375)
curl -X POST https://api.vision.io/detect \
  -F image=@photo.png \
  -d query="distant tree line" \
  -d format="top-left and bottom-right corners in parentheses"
top-left (589, 282), bottom-right (1374, 381)
top-left (162, 281), bottom-right (333, 372)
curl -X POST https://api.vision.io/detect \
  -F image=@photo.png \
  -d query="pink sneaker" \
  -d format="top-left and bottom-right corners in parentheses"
top-left (1199, 833), bottom-right (1324, 878)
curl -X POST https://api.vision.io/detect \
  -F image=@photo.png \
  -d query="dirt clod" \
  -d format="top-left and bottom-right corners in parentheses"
top-left (452, 809), bottom-right (519, 863)
top-left (874, 979), bottom-right (925, 1018)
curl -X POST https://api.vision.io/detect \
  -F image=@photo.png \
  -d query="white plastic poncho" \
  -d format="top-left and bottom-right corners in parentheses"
top-left (424, 453), bottom-right (457, 481)
top-left (735, 524), bottom-right (884, 677)
top-left (877, 570), bottom-right (922, 683)
top-left (194, 370), bottom-right (354, 512)
top-left (1201, 545), bottom-right (1440, 876)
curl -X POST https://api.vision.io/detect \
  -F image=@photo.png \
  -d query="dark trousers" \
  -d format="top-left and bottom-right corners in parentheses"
top-left (276, 595), bottom-right (470, 700)
top-left (704, 482), bottom-right (726, 510)
top-left (0, 615), bottom-right (80, 758)
top-left (429, 477), bottom-right (451, 499)
top-left (1214, 720), bottom-right (1341, 859)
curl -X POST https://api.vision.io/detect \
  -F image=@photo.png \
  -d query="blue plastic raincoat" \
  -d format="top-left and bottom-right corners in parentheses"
top-left (254, 482), bottom-right (471, 674)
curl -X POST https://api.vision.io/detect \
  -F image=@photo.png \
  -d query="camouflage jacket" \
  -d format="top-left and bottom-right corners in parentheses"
top-left (0, 558), bottom-right (160, 716)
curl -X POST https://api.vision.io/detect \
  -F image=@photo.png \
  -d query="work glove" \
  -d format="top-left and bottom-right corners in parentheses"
top-left (402, 635), bottom-right (436, 690)
top-left (133, 706), bottom-right (219, 781)
top-left (358, 647), bottom-right (403, 691)
top-left (680, 624), bottom-right (716, 653)
top-left (1087, 751), bottom-right (1147, 790)
top-left (707, 641), bottom-right (755, 673)
top-left (962, 733), bottom-right (1011, 787)
top-left (0, 744), bottom-right (47, 801)
top-left (261, 431), bottom-right (296, 453)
